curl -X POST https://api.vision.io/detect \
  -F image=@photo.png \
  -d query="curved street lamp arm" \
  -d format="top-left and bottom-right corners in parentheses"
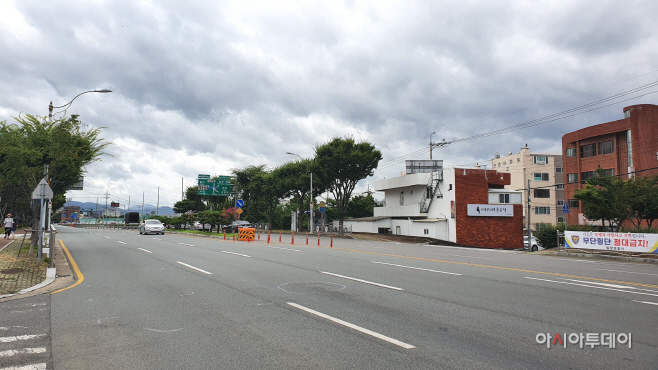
top-left (48, 89), bottom-right (112, 118)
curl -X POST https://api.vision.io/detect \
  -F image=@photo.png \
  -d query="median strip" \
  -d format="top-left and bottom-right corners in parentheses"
top-left (287, 302), bottom-right (415, 349)
top-left (320, 272), bottom-right (403, 291)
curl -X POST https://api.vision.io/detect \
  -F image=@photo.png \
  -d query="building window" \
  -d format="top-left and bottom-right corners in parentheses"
top-left (499, 194), bottom-right (510, 203)
top-left (493, 164), bottom-right (496, 168)
top-left (568, 199), bottom-right (580, 208)
top-left (533, 156), bottom-right (548, 164)
top-left (557, 216), bottom-right (566, 223)
top-left (567, 173), bottom-right (578, 183)
top-left (534, 189), bottom-right (550, 198)
top-left (598, 140), bottom-right (614, 155)
top-left (400, 191), bottom-right (404, 206)
top-left (624, 110), bottom-right (631, 118)
top-left (556, 184), bottom-right (564, 190)
top-left (555, 167), bottom-right (563, 173)
top-left (535, 207), bottom-right (551, 215)
top-left (581, 143), bottom-right (597, 158)
top-left (534, 173), bottom-right (549, 181)
top-left (557, 200), bottom-right (564, 206)
top-left (424, 229), bottom-right (429, 235)
top-left (581, 171), bottom-right (597, 182)
top-left (602, 168), bottom-right (616, 177)
top-left (566, 148), bottom-right (576, 157)
top-left (517, 158), bottom-right (520, 162)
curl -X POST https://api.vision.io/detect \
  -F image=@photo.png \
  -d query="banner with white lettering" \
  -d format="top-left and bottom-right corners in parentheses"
top-left (565, 231), bottom-right (658, 253)
top-left (467, 204), bottom-right (513, 217)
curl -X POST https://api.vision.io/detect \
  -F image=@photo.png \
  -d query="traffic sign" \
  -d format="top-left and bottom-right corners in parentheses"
top-left (31, 178), bottom-right (54, 200)
top-left (236, 208), bottom-right (243, 215)
top-left (562, 202), bottom-right (570, 214)
top-left (236, 199), bottom-right (244, 208)
top-left (198, 175), bottom-right (231, 196)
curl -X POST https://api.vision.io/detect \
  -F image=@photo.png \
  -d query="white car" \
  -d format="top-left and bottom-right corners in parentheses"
top-left (524, 235), bottom-right (543, 252)
top-left (140, 219), bottom-right (165, 235)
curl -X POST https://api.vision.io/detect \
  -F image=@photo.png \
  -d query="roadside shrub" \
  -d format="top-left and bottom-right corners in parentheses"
top-left (533, 223), bottom-right (597, 249)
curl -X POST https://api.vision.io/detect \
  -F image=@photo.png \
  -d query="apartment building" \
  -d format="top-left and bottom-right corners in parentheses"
top-left (491, 144), bottom-right (564, 229)
top-left (562, 104), bottom-right (658, 225)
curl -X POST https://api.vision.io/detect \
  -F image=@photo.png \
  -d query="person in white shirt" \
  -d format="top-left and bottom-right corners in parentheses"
top-left (4, 214), bottom-right (13, 239)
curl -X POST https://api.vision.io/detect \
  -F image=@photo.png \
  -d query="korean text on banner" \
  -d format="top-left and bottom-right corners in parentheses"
top-left (565, 231), bottom-right (658, 253)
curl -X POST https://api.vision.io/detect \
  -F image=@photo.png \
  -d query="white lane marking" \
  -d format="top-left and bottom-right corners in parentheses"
top-left (287, 302), bottom-right (415, 349)
top-left (104, 236), bottom-right (111, 239)
top-left (221, 251), bottom-right (251, 258)
top-left (0, 326), bottom-right (29, 331)
top-left (152, 238), bottom-right (162, 241)
top-left (117, 241), bottom-right (126, 245)
top-left (138, 248), bottom-right (153, 254)
top-left (178, 243), bottom-right (194, 247)
top-left (524, 277), bottom-right (658, 298)
top-left (176, 261), bottom-right (212, 275)
top-left (597, 268), bottom-right (658, 277)
top-left (320, 272), bottom-right (404, 291)
top-left (371, 261), bottom-right (462, 276)
top-left (144, 328), bottom-right (183, 332)
top-left (0, 334), bottom-right (46, 343)
top-left (0, 347), bottom-right (47, 357)
top-left (0, 363), bottom-right (47, 370)
top-left (558, 278), bottom-right (658, 293)
top-left (267, 246), bottom-right (301, 252)
top-left (633, 300), bottom-right (658, 306)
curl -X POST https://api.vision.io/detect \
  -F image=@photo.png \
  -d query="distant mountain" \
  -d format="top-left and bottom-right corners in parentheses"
top-left (62, 201), bottom-right (176, 216)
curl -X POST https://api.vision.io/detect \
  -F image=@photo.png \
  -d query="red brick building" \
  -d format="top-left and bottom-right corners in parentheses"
top-left (453, 169), bottom-right (524, 249)
top-left (562, 104), bottom-right (658, 225)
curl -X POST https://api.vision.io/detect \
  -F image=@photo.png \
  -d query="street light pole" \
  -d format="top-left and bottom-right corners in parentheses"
top-left (287, 152), bottom-right (312, 232)
top-left (48, 89), bottom-right (112, 121)
top-left (430, 131), bottom-right (436, 160)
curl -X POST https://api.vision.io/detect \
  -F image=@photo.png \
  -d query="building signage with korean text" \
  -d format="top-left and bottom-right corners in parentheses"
top-left (467, 204), bottom-right (514, 217)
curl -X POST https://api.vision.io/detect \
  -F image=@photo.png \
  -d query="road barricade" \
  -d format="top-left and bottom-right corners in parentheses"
top-left (238, 228), bottom-right (256, 242)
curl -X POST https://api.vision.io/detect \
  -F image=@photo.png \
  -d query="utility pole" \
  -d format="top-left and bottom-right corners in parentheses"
top-left (527, 179), bottom-right (532, 244)
top-left (104, 190), bottom-right (110, 225)
top-left (157, 187), bottom-right (160, 215)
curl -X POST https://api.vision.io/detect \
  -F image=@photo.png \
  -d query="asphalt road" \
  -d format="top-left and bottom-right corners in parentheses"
top-left (47, 227), bottom-right (657, 369)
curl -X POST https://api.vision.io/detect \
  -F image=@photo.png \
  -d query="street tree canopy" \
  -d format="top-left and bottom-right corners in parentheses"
top-left (0, 114), bottom-right (110, 222)
top-left (315, 137), bottom-right (381, 233)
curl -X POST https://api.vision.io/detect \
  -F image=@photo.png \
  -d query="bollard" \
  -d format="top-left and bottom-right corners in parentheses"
top-left (330, 233), bottom-right (333, 248)
top-left (318, 233), bottom-right (320, 246)
top-left (267, 230), bottom-right (271, 244)
top-left (258, 228), bottom-right (261, 240)
top-left (292, 231), bottom-right (295, 245)
top-left (224, 231), bottom-right (226, 240)
top-left (233, 230), bottom-right (235, 242)
top-left (279, 231), bottom-right (282, 243)
top-left (306, 233), bottom-right (309, 245)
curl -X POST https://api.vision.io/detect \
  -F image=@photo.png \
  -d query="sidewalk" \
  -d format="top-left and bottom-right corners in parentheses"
top-left (0, 230), bottom-right (76, 303)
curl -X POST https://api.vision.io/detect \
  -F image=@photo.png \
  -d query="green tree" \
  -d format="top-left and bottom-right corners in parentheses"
top-left (0, 114), bottom-right (110, 227)
top-left (346, 194), bottom-right (378, 219)
top-left (315, 137), bottom-right (382, 234)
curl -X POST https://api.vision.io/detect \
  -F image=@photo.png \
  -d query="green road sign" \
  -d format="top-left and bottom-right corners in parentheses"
top-left (198, 175), bottom-right (232, 196)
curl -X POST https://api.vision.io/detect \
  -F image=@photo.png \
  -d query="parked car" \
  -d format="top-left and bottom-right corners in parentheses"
top-left (140, 219), bottom-right (165, 235)
top-left (524, 235), bottom-right (543, 252)
top-left (190, 221), bottom-right (212, 231)
top-left (222, 221), bottom-right (253, 232)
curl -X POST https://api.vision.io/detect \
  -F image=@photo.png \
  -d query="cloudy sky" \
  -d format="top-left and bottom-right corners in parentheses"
top-left (1, 0), bottom-right (657, 211)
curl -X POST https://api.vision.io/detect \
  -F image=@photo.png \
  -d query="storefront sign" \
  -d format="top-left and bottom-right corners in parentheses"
top-left (467, 204), bottom-right (513, 217)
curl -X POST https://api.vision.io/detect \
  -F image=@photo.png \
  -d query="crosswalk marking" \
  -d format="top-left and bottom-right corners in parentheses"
top-left (0, 347), bottom-right (47, 357)
top-left (0, 334), bottom-right (47, 343)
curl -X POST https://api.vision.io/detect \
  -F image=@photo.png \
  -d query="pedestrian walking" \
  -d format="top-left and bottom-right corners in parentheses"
top-left (11, 219), bottom-right (17, 239)
top-left (3, 213), bottom-right (13, 239)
